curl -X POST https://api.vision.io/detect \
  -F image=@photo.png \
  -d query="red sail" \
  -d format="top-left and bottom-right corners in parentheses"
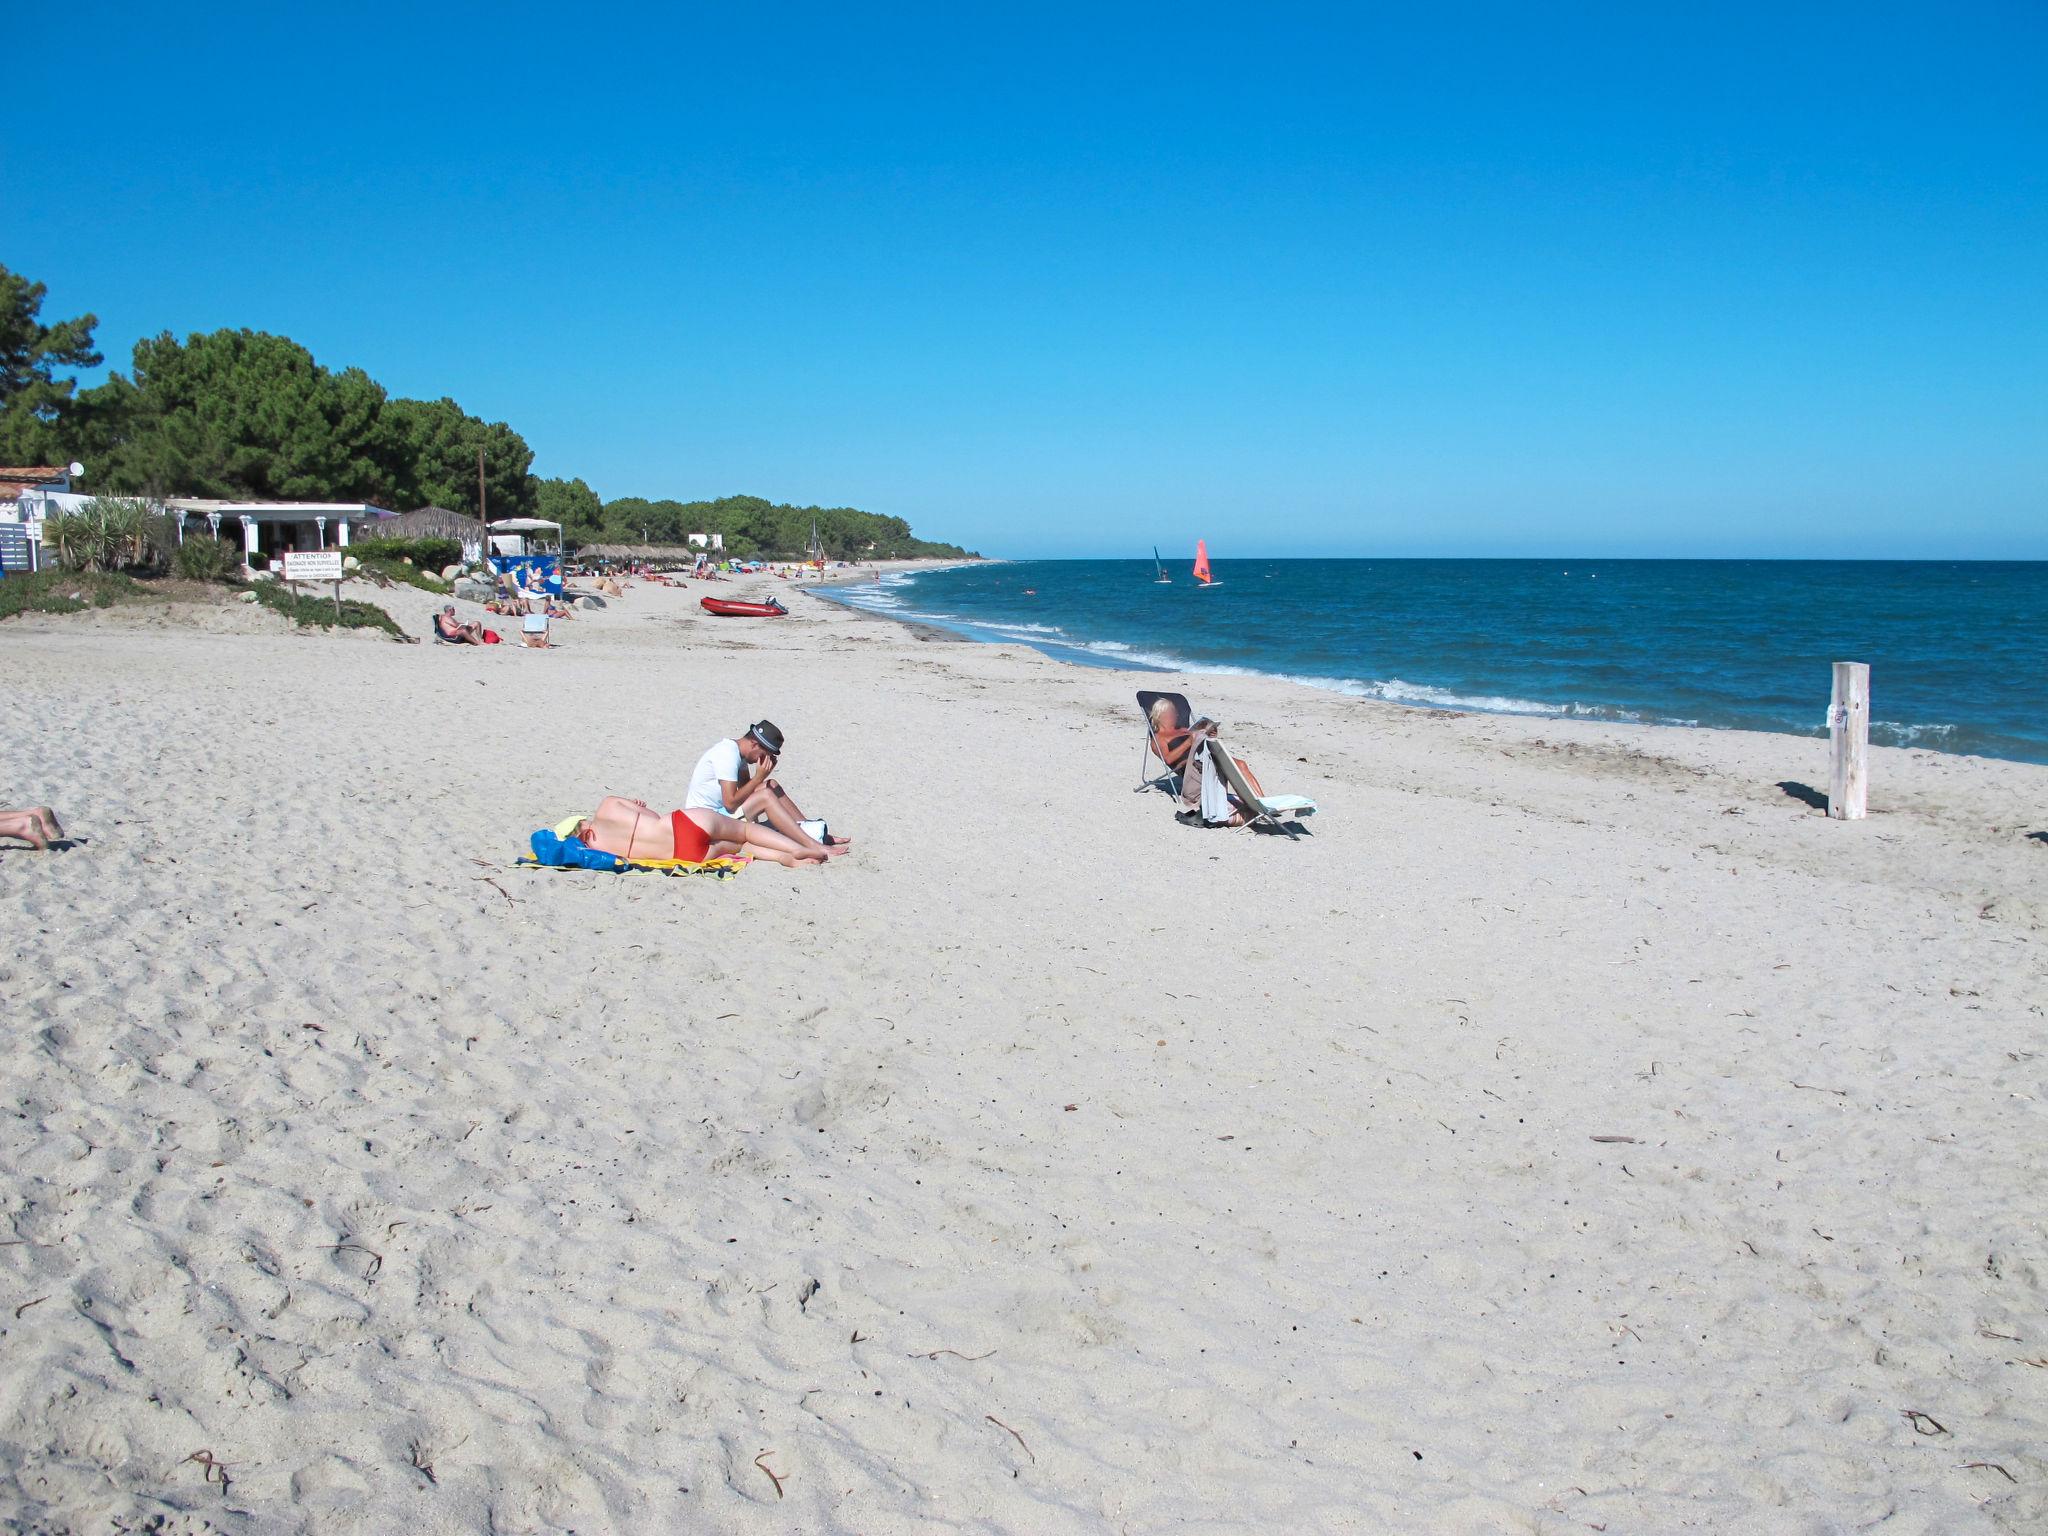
top-left (1193, 539), bottom-right (1213, 584)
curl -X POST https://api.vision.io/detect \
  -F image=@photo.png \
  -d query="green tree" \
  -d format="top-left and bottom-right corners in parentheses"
top-left (384, 396), bottom-right (536, 518)
top-left (0, 265), bottom-right (102, 465)
top-left (78, 329), bottom-right (404, 502)
top-left (535, 475), bottom-right (603, 539)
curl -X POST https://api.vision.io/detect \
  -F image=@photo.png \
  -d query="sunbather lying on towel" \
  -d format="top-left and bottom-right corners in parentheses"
top-left (570, 795), bottom-right (830, 869)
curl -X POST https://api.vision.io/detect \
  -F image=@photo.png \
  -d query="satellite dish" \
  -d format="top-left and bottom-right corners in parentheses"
top-left (67, 462), bottom-right (84, 477)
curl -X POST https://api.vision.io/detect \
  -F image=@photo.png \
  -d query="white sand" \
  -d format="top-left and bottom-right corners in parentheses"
top-left (2, 568), bottom-right (2043, 1533)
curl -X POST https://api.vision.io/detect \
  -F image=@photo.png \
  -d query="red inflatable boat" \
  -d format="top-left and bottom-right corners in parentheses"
top-left (700, 596), bottom-right (788, 618)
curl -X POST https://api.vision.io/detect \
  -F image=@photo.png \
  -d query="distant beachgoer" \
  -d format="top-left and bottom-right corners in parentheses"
top-left (571, 795), bottom-right (825, 868)
top-left (685, 720), bottom-right (849, 860)
top-left (435, 605), bottom-right (490, 644)
top-left (0, 806), bottom-right (65, 850)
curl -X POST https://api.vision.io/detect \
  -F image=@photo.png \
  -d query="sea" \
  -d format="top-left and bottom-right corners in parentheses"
top-left (820, 559), bottom-right (2048, 765)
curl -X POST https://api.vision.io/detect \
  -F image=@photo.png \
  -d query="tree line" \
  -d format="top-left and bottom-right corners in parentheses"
top-left (0, 264), bottom-right (974, 561)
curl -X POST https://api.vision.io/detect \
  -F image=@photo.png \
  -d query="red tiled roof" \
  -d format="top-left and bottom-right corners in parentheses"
top-left (0, 467), bottom-right (66, 499)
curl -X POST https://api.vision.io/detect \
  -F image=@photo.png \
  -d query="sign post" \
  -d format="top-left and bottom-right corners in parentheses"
top-left (283, 550), bottom-right (347, 624)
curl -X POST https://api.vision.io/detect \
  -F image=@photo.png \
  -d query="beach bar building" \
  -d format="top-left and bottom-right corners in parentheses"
top-left (165, 500), bottom-right (396, 567)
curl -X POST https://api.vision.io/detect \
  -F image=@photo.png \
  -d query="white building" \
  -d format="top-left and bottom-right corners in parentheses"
top-left (165, 500), bottom-right (396, 567)
top-left (687, 531), bottom-right (725, 551)
top-left (0, 464), bottom-right (83, 572)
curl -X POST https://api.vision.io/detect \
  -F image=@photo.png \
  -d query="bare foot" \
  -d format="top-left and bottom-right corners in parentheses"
top-left (35, 808), bottom-right (64, 841)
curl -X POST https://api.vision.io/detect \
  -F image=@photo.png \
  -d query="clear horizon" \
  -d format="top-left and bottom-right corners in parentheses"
top-left (10, 2), bottom-right (2044, 561)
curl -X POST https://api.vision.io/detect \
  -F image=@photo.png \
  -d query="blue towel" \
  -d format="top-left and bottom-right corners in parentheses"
top-left (528, 828), bottom-right (623, 872)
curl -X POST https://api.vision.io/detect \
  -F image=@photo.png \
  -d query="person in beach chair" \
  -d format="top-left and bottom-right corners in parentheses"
top-left (1177, 736), bottom-right (1317, 834)
top-left (1139, 691), bottom-right (1220, 788)
top-left (519, 609), bottom-right (555, 648)
top-left (570, 794), bottom-right (828, 869)
top-left (686, 720), bottom-right (849, 861)
top-left (0, 806), bottom-right (67, 850)
top-left (434, 605), bottom-right (494, 644)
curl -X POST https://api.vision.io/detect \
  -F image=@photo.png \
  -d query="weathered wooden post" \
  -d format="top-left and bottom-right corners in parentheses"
top-left (1828, 661), bottom-right (1869, 820)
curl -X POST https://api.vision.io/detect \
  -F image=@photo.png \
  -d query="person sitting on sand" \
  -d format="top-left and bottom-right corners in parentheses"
top-left (0, 806), bottom-right (66, 850)
top-left (435, 605), bottom-right (489, 644)
top-left (570, 795), bottom-right (828, 869)
top-left (686, 720), bottom-right (849, 861)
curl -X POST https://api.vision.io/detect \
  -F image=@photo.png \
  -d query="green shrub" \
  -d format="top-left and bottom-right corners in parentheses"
top-left (46, 498), bottom-right (154, 573)
top-left (172, 536), bottom-right (243, 582)
top-left (0, 570), bottom-right (149, 618)
top-left (353, 535), bottom-right (463, 570)
top-left (352, 551), bottom-right (451, 593)
top-left (249, 579), bottom-right (405, 637)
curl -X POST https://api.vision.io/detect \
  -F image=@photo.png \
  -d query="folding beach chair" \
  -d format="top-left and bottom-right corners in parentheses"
top-left (1201, 737), bottom-right (1318, 836)
top-left (1135, 690), bottom-right (1193, 792)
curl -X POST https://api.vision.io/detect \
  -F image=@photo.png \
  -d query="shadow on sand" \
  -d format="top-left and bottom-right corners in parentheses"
top-left (1775, 781), bottom-right (1830, 812)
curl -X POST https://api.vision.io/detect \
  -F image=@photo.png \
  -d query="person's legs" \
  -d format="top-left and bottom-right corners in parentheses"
top-left (731, 779), bottom-right (849, 852)
top-left (686, 808), bottom-right (824, 867)
top-left (0, 811), bottom-right (51, 849)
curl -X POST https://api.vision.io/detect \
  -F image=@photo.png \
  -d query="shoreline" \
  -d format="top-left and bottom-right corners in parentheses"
top-left (2, 576), bottom-right (2044, 1532)
top-left (806, 559), bottom-right (2048, 768)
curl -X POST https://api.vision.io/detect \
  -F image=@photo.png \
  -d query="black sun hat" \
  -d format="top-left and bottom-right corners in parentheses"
top-left (747, 720), bottom-right (785, 755)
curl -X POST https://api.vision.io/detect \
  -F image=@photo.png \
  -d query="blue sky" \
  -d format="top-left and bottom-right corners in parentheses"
top-left (10, 2), bottom-right (2044, 557)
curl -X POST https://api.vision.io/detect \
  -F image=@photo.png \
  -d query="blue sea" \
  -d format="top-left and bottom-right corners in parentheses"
top-left (822, 559), bottom-right (2048, 764)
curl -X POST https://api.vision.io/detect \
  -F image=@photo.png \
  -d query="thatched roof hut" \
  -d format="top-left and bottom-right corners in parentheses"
top-left (578, 543), bottom-right (700, 566)
top-left (358, 505), bottom-right (488, 544)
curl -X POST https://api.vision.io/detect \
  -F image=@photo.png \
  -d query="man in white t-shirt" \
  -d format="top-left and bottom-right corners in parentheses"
top-left (684, 720), bottom-right (849, 857)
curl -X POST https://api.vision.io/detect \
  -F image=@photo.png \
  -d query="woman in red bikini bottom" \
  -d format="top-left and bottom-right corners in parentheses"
top-left (574, 796), bottom-right (828, 868)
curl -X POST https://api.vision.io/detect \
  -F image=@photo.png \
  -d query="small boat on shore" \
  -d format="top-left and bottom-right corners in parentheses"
top-left (700, 596), bottom-right (789, 618)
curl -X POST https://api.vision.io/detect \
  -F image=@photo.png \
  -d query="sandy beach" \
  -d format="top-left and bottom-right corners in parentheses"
top-left (2, 566), bottom-right (2043, 1534)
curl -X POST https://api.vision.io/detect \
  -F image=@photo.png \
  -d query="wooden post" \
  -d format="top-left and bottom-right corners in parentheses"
top-left (1828, 661), bottom-right (1869, 820)
top-left (333, 579), bottom-right (343, 625)
top-left (477, 445), bottom-right (487, 523)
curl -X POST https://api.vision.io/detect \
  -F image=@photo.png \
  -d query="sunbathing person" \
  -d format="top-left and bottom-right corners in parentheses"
top-left (686, 720), bottom-right (849, 858)
top-left (571, 795), bottom-right (827, 868)
top-left (1173, 728), bottom-right (1267, 827)
top-left (435, 605), bottom-right (489, 644)
top-left (1147, 695), bottom-right (1217, 772)
top-left (0, 806), bottom-right (66, 850)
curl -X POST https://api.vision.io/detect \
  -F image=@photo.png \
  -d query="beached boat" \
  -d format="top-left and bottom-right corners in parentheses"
top-left (700, 596), bottom-right (788, 617)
